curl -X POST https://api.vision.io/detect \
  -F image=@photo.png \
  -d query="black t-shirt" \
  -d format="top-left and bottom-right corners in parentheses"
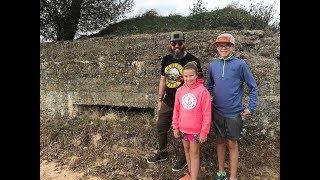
top-left (160, 52), bottom-right (203, 107)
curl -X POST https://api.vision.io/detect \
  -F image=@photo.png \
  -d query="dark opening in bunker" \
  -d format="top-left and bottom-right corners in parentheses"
top-left (73, 104), bottom-right (155, 119)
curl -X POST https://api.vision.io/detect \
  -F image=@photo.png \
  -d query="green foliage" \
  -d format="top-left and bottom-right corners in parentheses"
top-left (65, 116), bottom-right (91, 132)
top-left (190, 0), bottom-right (208, 15)
top-left (90, 3), bottom-right (278, 38)
top-left (248, 2), bottom-right (275, 29)
top-left (73, 116), bottom-right (90, 126)
top-left (40, 0), bottom-right (134, 41)
top-left (185, 7), bottom-right (254, 30)
top-left (92, 10), bottom-right (186, 37)
top-left (141, 9), bottom-right (159, 17)
top-left (50, 122), bottom-right (69, 140)
top-left (95, 118), bottom-right (103, 126)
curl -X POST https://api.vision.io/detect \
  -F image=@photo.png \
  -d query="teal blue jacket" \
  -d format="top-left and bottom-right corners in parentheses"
top-left (207, 56), bottom-right (258, 118)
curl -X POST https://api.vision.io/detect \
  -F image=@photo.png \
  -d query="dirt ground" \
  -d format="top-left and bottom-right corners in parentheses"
top-left (40, 107), bottom-right (279, 180)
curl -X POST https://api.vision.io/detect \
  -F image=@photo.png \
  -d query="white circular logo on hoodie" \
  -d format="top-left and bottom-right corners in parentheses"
top-left (182, 93), bottom-right (197, 110)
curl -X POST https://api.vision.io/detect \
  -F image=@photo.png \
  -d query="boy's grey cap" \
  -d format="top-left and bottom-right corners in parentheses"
top-left (170, 31), bottom-right (185, 41)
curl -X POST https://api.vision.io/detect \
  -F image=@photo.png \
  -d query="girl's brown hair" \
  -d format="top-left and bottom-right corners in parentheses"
top-left (183, 61), bottom-right (198, 73)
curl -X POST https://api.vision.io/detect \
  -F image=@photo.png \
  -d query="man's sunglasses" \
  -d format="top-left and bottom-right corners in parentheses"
top-left (171, 41), bottom-right (183, 46)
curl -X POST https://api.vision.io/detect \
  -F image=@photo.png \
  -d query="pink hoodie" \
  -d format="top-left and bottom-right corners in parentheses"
top-left (172, 79), bottom-right (212, 139)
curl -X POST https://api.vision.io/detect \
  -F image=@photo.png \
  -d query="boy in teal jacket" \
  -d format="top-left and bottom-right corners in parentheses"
top-left (207, 33), bottom-right (258, 180)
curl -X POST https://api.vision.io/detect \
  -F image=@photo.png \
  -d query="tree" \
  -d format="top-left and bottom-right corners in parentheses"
top-left (40, 0), bottom-right (133, 41)
top-left (249, 2), bottom-right (274, 29)
top-left (190, 0), bottom-right (207, 15)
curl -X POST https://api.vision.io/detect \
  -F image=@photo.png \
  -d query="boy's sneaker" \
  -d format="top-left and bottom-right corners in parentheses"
top-left (215, 171), bottom-right (227, 180)
top-left (172, 159), bottom-right (187, 171)
top-left (146, 153), bottom-right (168, 164)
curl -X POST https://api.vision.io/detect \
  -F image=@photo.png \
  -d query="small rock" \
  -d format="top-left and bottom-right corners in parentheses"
top-left (73, 139), bottom-right (82, 147)
top-left (91, 134), bottom-right (102, 148)
top-left (100, 116), bottom-right (107, 121)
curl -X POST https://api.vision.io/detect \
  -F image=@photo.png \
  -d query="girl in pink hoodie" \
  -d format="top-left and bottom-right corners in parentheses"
top-left (172, 61), bottom-right (212, 180)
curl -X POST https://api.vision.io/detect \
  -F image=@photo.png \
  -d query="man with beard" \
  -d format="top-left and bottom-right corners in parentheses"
top-left (147, 31), bottom-right (203, 172)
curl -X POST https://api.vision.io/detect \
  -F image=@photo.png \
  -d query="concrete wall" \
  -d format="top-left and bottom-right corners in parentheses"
top-left (40, 29), bottom-right (280, 137)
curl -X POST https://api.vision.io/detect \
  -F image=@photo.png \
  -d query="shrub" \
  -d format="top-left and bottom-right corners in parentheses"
top-left (89, 3), bottom-right (278, 38)
top-left (249, 2), bottom-right (275, 29)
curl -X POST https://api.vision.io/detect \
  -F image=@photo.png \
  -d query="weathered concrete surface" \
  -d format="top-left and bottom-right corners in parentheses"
top-left (40, 29), bottom-right (280, 137)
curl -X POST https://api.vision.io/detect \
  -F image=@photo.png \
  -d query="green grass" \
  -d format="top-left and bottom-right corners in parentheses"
top-left (50, 122), bottom-right (69, 140)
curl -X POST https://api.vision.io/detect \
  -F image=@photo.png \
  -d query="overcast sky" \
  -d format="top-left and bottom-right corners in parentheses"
top-left (125, 0), bottom-right (280, 23)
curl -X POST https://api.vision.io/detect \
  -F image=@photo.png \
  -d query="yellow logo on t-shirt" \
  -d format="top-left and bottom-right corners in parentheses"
top-left (164, 63), bottom-right (183, 88)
